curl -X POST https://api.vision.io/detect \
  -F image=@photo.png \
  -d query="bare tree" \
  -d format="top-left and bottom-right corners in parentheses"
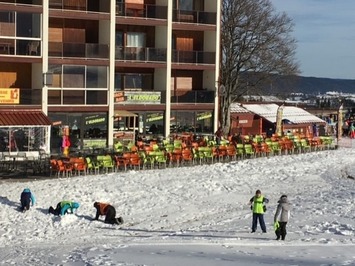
top-left (220, 0), bottom-right (300, 133)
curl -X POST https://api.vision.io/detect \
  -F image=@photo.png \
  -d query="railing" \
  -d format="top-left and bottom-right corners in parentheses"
top-left (115, 46), bottom-right (166, 62)
top-left (10, 88), bottom-right (42, 105)
top-left (49, 0), bottom-right (110, 13)
top-left (160, 90), bottom-right (215, 104)
top-left (172, 50), bottom-right (215, 64)
top-left (0, 39), bottom-right (41, 56)
top-left (115, 47), bottom-right (215, 65)
top-left (173, 9), bottom-right (217, 25)
top-left (116, 3), bottom-right (167, 19)
top-left (49, 42), bottom-right (109, 59)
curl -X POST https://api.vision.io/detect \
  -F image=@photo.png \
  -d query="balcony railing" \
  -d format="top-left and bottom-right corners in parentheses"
top-left (116, 46), bottom-right (167, 62)
top-left (49, 0), bottom-right (110, 13)
top-left (173, 9), bottom-right (216, 25)
top-left (49, 42), bottom-right (109, 59)
top-left (0, 39), bottom-right (40, 56)
top-left (161, 90), bottom-right (215, 104)
top-left (116, 3), bottom-right (167, 19)
top-left (172, 50), bottom-right (215, 64)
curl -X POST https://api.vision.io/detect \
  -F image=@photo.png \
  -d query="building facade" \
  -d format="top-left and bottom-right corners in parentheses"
top-left (0, 0), bottom-right (221, 153)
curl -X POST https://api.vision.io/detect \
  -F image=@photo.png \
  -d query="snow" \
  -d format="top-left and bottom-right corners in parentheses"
top-left (1, 147), bottom-right (355, 265)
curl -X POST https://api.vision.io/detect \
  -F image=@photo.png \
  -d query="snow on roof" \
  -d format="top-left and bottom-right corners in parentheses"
top-left (241, 103), bottom-right (326, 124)
top-left (230, 103), bottom-right (251, 113)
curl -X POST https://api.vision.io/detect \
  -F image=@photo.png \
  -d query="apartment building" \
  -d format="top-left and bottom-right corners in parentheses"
top-left (0, 0), bottom-right (221, 152)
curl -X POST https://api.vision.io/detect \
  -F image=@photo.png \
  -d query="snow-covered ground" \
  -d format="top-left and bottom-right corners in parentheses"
top-left (0, 146), bottom-right (355, 265)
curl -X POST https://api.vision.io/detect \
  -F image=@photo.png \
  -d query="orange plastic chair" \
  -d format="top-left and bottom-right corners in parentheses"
top-left (114, 153), bottom-right (130, 171)
top-left (181, 148), bottom-right (193, 166)
top-left (129, 153), bottom-right (141, 170)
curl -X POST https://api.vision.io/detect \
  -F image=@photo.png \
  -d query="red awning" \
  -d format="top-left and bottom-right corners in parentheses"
top-left (0, 110), bottom-right (52, 126)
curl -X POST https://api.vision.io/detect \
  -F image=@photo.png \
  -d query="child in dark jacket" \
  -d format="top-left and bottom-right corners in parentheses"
top-left (93, 202), bottom-right (123, 225)
top-left (20, 188), bottom-right (36, 212)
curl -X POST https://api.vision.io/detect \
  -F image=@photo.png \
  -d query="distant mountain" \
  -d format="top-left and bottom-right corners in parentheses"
top-left (271, 75), bottom-right (355, 95)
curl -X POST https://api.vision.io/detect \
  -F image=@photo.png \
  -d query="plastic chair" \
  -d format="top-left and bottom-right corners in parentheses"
top-left (244, 144), bottom-right (255, 158)
top-left (85, 157), bottom-right (100, 174)
top-left (226, 145), bottom-right (237, 161)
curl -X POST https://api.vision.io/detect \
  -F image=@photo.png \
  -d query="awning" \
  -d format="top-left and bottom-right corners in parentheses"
top-left (114, 110), bottom-right (138, 117)
top-left (241, 103), bottom-right (326, 124)
top-left (0, 110), bottom-right (52, 126)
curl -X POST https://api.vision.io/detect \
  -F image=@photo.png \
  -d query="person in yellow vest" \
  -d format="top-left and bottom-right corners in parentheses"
top-left (93, 202), bottom-right (124, 225)
top-left (249, 189), bottom-right (269, 233)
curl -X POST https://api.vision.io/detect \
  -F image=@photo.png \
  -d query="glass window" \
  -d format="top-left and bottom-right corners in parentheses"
top-left (63, 90), bottom-right (85, 104)
top-left (48, 90), bottom-right (61, 104)
top-left (0, 12), bottom-right (15, 37)
top-left (63, 65), bottom-right (85, 88)
top-left (179, 0), bottom-right (193, 10)
top-left (127, 32), bottom-right (145, 47)
top-left (16, 13), bottom-right (41, 38)
top-left (114, 73), bottom-right (122, 90)
top-left (86, 66), bottom-right (107, 88)
top-left (48, 65), bottom-right (62, 87)
top-left (87, 90), bottom-right (107, 104)
top-left (145, 112), bottom-right (164, 135)
top-left (115, 31), bottom-right (123, 46)
top-left (125, 74), bottom-right (142, 90)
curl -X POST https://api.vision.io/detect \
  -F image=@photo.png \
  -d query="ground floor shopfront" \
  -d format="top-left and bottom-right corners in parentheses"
top-left (48, 106), bottom-right (216, 154)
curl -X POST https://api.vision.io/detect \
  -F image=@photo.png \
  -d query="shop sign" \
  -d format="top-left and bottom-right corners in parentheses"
top-left (115, 91), bottom-right (161, 104)
top-left (85, 114), bottom-right (106, 125)
top-left (197, 111), bottom-right (212, 121)
top-left (0, 88), bottom-right (20, 104)
top-left (147, 113), bottom-right (163, 122)
top-left (83, 139), bottom-right (106, 148)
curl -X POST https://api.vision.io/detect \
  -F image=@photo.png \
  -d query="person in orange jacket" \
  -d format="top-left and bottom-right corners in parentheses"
top-left (93, 202), bottom-right (123, 225)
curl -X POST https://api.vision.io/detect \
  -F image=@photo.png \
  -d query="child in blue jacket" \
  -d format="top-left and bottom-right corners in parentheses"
top-left (20, 188), bottom-right (36, 212)
top-left (48, 201), bottom-right (80, 216)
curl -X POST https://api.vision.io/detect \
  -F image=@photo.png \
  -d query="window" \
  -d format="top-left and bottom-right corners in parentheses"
top-left (116, 32), bottom-right (123, 46)
top-left (17, 13), bottom-right (41, 38)
top-left (115, 73), bottom-right (153, 91)
top-left (86, 66), bottom-right (107, 88)
top-left (127, 32), bottom-right (145, 47)
top-left (125, 74), bottom-right (142, 90)
top-left (180, 0), bottom-right (193, 10)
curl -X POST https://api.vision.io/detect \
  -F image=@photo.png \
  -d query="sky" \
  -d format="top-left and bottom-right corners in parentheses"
top-left (0, 140), bottom-right (355, 265)
top-left (272, 0), bottom-right (355, 80)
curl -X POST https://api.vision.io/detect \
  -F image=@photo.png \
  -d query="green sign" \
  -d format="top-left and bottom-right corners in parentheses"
top-left (197, 112), bottom-right (212, 121)
top-left (117, 91), bottom-right (161, 104)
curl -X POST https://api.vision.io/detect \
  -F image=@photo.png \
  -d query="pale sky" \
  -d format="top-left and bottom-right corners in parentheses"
top-left (272, 0), bottom-right (355, 80)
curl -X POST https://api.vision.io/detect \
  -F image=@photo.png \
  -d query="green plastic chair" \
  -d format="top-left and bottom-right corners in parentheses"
top-left (244, 144), bottom-right (255, 158)
top-left (85, 157), bottom-right (100, 174)
top-left (300, 139), bottom-right (311, 152)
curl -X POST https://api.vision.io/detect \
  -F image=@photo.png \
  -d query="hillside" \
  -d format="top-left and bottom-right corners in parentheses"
top-left (271, 75), bottom-right (355, 95)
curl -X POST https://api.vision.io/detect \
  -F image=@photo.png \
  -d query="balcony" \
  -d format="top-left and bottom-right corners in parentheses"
top-left (49, 0), bottom-right (110, 13)
top-left (116, 3), bottom-right (167, 19)
top-left (49, 42), bottom-right (109, 59)
top-left (116, 46), bottom-right (166, 62)
top-left (0, 39), bottom-right (41, 56)
top-left (173, 10), bottom-right (216, 25)
top-left (172, 50), bottom-right (215, 65)
top-left (159, 90), bottom-right (215, 104)
top-left (171, 90), bottom-right (215, 104)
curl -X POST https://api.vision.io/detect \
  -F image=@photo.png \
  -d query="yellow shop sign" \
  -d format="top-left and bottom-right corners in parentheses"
top-left (0, 88), bottom-right (20, 104)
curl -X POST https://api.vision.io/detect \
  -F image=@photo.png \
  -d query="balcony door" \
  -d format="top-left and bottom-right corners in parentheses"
top-left (126, 32), bottom-right (146, 60)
